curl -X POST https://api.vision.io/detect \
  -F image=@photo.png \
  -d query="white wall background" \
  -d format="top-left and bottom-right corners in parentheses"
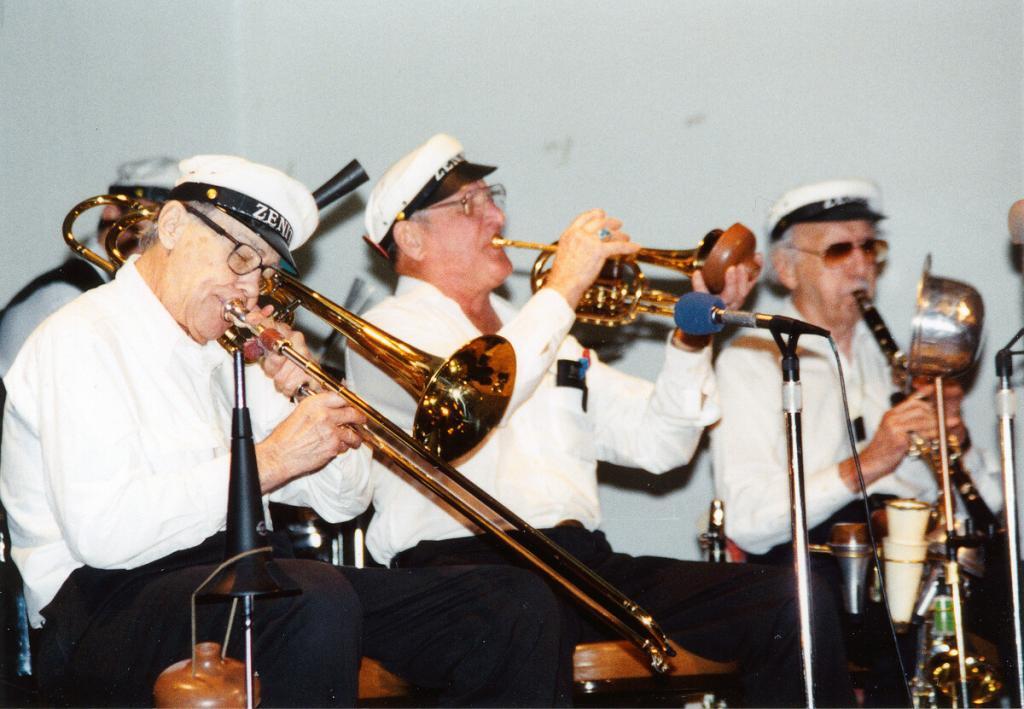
top-left (1, 0), bottom-right (1022, 560)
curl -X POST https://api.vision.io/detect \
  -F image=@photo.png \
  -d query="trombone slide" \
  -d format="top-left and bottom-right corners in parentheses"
top-left (223, 302), bottom-right (677, 672)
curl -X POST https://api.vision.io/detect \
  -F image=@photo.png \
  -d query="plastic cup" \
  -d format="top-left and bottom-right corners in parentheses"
top-left (885, 499), bottom-right (932, 542)
top-left (883, 536), bottom-right (929, 563)
top-left (884, 559), bottom-right (925, 623)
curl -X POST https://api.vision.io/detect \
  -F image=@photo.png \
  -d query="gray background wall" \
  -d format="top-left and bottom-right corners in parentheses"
top-left (1, 0), bottom-right (1022, 560)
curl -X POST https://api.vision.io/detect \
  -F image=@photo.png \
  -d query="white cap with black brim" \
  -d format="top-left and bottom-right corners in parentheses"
top-left (169, 157), bottom-right (369, 275)
top-left (364, 134), bottom-right (495, 260)
top-left (766, 178), bottom-right (886, 242)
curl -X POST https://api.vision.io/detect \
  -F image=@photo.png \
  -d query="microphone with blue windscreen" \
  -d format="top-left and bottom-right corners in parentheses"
top-left (674, 292), bottom-right (727, 335)
top-left (674, 291), bottom-right (830, 337)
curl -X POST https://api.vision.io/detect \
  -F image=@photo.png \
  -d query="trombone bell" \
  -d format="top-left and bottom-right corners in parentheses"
top-left (413, 334), bottom-right (516, 462)
top-left (262, 271), bottom-right (516, 462)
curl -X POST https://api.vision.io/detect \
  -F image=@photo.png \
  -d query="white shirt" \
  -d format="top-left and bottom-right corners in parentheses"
top-left (1, 258), bottom-right (372, 626)
top-left (346, 276), bottom-right (720, 565)
top-left (0, 263), bottom-right (108, 378)
top-left (712, 299), bottom-right (1002, 555)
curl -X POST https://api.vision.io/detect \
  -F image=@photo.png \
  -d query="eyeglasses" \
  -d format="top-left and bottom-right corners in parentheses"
top-left (787, 238), bottom-right (889, 268)
top-left (419, 184), bottom-right (506, 218)
top-left (183, 204), bottom-right (267, 276)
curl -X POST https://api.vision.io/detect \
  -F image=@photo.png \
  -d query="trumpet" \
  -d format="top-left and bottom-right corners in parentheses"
top-left (63, 190), bottom-right (677, 672)
top-left (493, 222), bottom-right (758, 326)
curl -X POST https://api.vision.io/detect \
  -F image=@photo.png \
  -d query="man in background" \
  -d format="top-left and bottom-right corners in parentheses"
top-left (0, 156), bottom-right (179, 377)
top-left (712, 178), bottom-right (1003, 703)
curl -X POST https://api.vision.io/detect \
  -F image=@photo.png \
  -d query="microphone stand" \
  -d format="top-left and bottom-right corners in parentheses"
top-left (769, 327), bottom-right (816, 708)
top-left (200, 350), bottom-right (300, 708)
top-left (996, 334), bottom-right (1024, 707)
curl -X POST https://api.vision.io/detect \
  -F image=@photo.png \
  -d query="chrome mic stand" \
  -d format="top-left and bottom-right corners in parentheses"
top-left (770, 328), bottom-right (816, 708)
top-left (996, 337), bottom-right (1024, 707)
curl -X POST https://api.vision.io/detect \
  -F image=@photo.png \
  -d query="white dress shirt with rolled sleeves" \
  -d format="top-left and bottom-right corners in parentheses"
top-left (346, 276), bottom-right (720, 565)
top-left (1, 258), bottom-right (372, 626)
top-left (712, 299), bottom-right (1002, 556)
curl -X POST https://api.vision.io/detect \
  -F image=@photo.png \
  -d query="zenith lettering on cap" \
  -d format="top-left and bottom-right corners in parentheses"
top-left (253, 203), bottom-right (293, 243)
top-left (822, 196), bottom-right (866, 209)
top-left (434, 153), bottom-right (466, 181)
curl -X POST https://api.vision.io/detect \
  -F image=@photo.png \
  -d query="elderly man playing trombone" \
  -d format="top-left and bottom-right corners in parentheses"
top-left (346, 133), bottom-right (855, 706)
top-left (0, 155), bottom-right (566, 707)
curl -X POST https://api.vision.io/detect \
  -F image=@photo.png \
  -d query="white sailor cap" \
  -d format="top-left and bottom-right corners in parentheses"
top-left (364, 134), bottom-right (495, 258)
top-left (167, 155), bottom-right (319, 274)
top-left (108, 156), bottom-right (180, 201)
top-left (766, 178), bottom-right (886, 242)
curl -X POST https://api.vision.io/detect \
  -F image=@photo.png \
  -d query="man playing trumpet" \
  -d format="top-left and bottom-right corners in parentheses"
top-left (1, 155), bottom-right (566, 706)
top-left (346, 133), bottom-right (855, 706)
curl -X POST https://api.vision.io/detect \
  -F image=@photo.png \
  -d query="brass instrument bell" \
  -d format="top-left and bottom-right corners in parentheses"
top-left (908, 255), bottom-right (985, 379)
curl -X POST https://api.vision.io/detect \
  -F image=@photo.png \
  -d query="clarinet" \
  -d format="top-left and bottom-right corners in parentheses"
top-left (853, 290), bottom-right (999, 537)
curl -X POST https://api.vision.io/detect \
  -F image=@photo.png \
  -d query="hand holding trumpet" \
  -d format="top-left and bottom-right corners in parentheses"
top-left (543, 209), bottom-right (640, 309)
top-left (691, 254), bottom-right (763, 312)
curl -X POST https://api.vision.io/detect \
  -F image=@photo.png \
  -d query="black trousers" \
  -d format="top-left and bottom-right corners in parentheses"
top-left (748, 496), bottom-right (914, 707)
top-left (394, 526), bottom-right (856, 708)
top-left (34, 532), bottom-right (565, 707)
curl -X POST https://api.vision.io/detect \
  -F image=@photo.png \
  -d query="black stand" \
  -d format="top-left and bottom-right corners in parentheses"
top-left (198, 350), bottom-right (299, 708)
top-left (770, 329), bottom-right (816, 708)
top-left (996, 334), bottom-right (1024, 707)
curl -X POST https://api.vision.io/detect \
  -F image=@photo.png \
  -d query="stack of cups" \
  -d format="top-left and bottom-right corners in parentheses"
top-left (882, 499), bottom-right (932, 623)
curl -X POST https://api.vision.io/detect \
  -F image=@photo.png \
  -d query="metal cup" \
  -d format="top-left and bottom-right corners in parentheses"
top-left (828, 523), bottom-right (871, 616)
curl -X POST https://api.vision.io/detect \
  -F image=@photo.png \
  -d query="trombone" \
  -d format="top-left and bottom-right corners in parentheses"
top-left (493, 222), bottom-right (758, 326)
top-left (62, 190), bottom-right (677, 672)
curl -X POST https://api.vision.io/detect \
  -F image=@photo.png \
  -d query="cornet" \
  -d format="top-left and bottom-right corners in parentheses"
top-left (493, 222), bottom-right (758, 326)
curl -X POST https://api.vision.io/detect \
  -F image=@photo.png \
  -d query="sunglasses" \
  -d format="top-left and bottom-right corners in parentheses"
top-left (788, 238), bottom-right (888, 268)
